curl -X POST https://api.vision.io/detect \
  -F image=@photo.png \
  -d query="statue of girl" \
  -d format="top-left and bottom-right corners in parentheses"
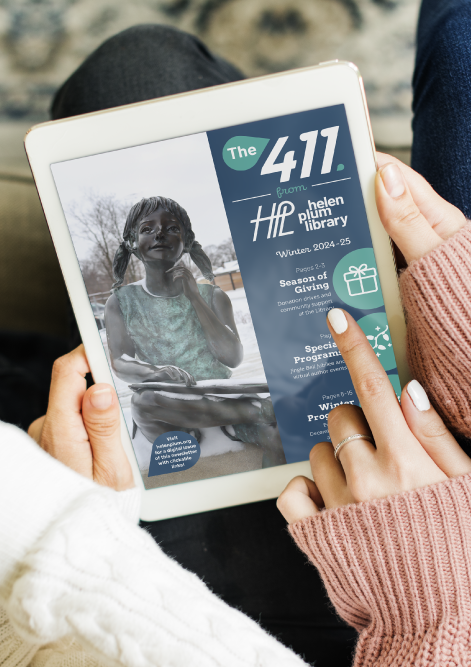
top-left (105, 196), bottom-right (286, 468)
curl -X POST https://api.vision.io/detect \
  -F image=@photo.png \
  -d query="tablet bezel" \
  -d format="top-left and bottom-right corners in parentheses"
top-left (25, 61), bottom-right (409, 521)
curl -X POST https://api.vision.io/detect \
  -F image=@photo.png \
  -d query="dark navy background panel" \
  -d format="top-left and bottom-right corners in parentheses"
top-left (207, 105), bottom-right (396, 463)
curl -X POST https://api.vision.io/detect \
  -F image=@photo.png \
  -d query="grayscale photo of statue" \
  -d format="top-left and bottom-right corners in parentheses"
top-left (105, 195), bottom-right (286, 485)
top-left (52, 132), bottom-right (286, 488)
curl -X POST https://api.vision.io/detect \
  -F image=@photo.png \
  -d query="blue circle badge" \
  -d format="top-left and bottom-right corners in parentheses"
top-left (148, 431), bottom-right (201, 477)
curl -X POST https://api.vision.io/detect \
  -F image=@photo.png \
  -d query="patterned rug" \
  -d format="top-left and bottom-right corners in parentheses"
top-left (0, 0), bottom-right (420, 144)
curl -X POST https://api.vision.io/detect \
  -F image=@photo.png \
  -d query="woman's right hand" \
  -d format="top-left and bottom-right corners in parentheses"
top-left (149, 365), bottom-right (196, 387)
top-left (277, 309), bottom-right (471, 524)
top-left (376, 152), bottom-right (467, 264)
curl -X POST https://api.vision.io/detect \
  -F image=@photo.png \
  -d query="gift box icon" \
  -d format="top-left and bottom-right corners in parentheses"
top-left (343, 264), bottom-right (378, 297)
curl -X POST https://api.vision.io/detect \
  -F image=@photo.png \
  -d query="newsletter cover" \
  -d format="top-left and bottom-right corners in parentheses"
top-left (51, 103), bottom-right (399, 490)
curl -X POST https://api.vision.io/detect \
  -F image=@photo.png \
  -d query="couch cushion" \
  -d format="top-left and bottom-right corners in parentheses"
top-left (0, 172), bottom-right (68, 336)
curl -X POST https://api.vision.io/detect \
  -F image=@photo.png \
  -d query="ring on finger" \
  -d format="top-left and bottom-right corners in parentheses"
top-left (334, 434), bottom-right (374, 460)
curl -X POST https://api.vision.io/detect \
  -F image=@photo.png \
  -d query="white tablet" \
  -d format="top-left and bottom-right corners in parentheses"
top-left (25, 61), bottom-right (408, 521)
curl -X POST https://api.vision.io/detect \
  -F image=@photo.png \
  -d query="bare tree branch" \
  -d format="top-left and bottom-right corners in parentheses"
top-left (68, 192), bottom-right (144, 295)
top-left (69, 193), bottom-right (237, 296)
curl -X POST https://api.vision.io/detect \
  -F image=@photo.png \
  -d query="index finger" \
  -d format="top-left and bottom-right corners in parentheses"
top-left (277, 476), bottom-right (320, 524)
top-left (326, 309), bottom-right (410, 449)
top-left (39, 345), bottom-right (90, 459)
top-left (48, 345), bottom-right (90, 415)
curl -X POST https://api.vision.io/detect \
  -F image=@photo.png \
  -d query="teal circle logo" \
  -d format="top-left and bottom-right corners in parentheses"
top-left (333, 248), bottom-right (384, 309)
top-left (357, 312), bottom-right (397, 372)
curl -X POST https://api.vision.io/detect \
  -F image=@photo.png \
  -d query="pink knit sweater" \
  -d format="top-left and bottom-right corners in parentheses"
top-left (400, 223), bottom-right (471, 437)
top-left (290, 473), bottom-right (471, 666)
top-left (290, 225), bottom-right (471, 666)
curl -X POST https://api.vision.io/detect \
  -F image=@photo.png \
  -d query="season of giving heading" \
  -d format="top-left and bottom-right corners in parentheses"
top-left (206, 105), bottom-right (399, 463)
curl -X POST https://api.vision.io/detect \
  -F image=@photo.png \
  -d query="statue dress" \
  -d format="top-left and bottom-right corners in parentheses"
top-left (114, 281), bottom-right (275, 446)
top-left (115, 282), bottom-right (232, 380)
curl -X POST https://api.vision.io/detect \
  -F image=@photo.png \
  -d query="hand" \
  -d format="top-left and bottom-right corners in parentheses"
top-left (166, 264), bottom-right (200, 300)
top-left (149, 365), bottom-right (196, 387)
top-left (376, 152), bottom-right (467, 264)
top-left (277, 309), bottom-right (471, 524)
top-left (28, 345), bottom-right (134, 491)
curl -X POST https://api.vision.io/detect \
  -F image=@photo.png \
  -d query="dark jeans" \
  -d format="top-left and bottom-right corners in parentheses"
top-left (3, 4), bottom-right (470, 665)
top-left (412, 0), bottom-right (471, 218)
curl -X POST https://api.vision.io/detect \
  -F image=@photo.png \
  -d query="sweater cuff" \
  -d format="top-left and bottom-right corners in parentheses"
top-left (401, 220), bottom-right (471, 285)
top-left (399, 222), bottom-right (471, 436)
top-left (289, 473), bottom-right (471, 634)
top-left (113, 486), bottom-right (141, 524)
top-left (400, 221), bottom-right (471, 322)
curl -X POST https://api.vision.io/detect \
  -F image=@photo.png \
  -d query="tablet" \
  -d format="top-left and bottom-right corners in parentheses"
top-left (25, 61), bottom-right (409, 521)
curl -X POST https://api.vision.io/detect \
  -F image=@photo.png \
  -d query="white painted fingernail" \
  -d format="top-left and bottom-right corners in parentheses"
top-left (328, 309), bottom-right (348, 334)
top-left (407, 380), bottom-right (430, 412)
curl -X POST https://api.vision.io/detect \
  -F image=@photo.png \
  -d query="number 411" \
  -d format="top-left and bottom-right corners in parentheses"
top-left (260, 126), bottom-right (339, 183)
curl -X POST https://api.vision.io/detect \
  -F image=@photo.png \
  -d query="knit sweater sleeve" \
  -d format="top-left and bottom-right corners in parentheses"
top-left (400, 223), bottom-right (471, 437)
top-left (290, 473), bottom-right (471, 666)
top-left (0, 422), bottom-right (306, 667)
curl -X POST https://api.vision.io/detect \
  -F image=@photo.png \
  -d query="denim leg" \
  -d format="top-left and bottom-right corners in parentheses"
top-left (51, 24), bottom-right (244, 119)
top-left (51, 24), bottom-right (244, 348)
top-left (412, 0), bottom-right (471, 217)
top-left (412, 0), bottom-right (471, 460)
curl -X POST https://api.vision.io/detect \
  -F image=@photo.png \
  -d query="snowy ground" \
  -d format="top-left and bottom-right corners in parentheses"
top-left (225, 288), bottom-right (266, 381)
top-left (99, 288), bottom-right (268, 471)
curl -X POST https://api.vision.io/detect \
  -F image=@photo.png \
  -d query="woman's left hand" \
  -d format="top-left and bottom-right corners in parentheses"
top-left (167, 264), bottom-right (201, 300)
top-left (28, 345), bottom-right (135, 491)
top-left (277, 309), bottom-right (471, 524)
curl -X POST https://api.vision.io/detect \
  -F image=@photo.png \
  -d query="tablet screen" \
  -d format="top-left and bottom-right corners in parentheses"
top-left (51, 103), bottom-right (399, 490)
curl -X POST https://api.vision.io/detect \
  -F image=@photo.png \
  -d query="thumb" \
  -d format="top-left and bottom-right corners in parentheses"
top-left (82, 384), bottom-right (134, 491)
top-left (376, 163), bottom-right (444, 263)
top-left (401, 380), bottom-right (471, 479)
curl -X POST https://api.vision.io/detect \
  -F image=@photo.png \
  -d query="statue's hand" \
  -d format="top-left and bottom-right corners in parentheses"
top-left (166, 265), bottom-right (200, 301)
top-left (149, 365), bottom-right (196, 387)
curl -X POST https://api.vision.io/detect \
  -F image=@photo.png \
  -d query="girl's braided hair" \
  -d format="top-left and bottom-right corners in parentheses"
top-left (111, 196), bottom-right (214, 290)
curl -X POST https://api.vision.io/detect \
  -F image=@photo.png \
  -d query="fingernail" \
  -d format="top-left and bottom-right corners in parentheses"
top-left (407, 380), bottom-right (430, 412)
top-left (89, 387), bottom-right (113, 410)
top-left (328, 308), bottom-right (348, 334)
top-left (381, 163), bottom-right (405, 198)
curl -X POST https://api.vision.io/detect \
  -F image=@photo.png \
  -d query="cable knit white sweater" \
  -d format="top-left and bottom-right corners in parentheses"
top-left (0, 422), bottom-right (306, 667)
